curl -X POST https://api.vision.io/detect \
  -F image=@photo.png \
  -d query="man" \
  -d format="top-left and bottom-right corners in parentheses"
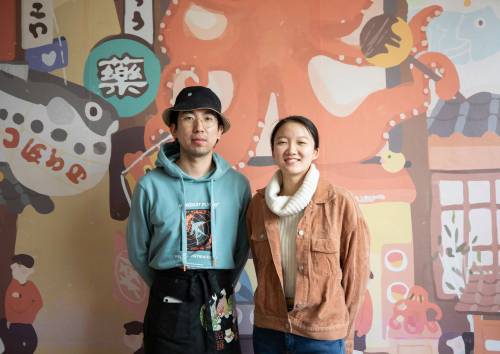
top-left (1, 254), bottom-right (43, 354)
top-left (127, 86), bottom-right (251, 354)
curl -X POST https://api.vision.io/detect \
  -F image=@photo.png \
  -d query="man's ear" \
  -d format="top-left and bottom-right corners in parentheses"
top-left (213, 126), bottom-right (223, 147)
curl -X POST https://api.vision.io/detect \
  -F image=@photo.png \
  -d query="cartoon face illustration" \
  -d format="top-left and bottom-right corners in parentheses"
top-left (10, 263), bottom-right (34, 284)
top-left (0, 67), bottom-right (119, 196)
top-left (428, 6), bottom-right (500, 64)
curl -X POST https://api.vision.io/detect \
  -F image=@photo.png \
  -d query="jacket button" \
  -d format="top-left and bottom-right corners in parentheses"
top-left (259, 234), bottom-right (265, 240)
top-left (298, 229), bottom-right (305, 237)
top-left (298, 265), bottom-right (304, 272)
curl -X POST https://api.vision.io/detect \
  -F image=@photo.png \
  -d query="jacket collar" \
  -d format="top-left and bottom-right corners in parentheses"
top-left (257, 176), bottom-right (335, 204)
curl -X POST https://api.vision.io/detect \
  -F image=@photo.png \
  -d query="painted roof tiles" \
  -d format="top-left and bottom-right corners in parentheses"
top-left (428, 92), bottom-right (500, 137)
top-left (455, 268), bottom-right (500, 313)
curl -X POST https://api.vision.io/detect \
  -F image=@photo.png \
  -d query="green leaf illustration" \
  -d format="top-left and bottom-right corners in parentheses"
top-left (445, 282), bottom-right (456, 290)
top-left (456, 242), bottom-right (466, 253)
top-left (444, 225), bottom-right (452, 238)
top-left (446, 247), bottom-right (454, 257)
top-left (451, 267), bottom-right (463, 276)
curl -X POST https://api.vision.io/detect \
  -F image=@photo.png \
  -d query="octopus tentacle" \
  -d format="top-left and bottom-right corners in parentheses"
top-left (409, 5), bottom-right (443, 54)
top-left (425, 303), bottom-right (442, 333)
top-left (427, 302), bottom-right (443, 321)
top-left (144, 112), bottom-right (168, 149)
top-left (186, 0), bottom-right (252, 13)
top-left (414, 52), bottom-right (460, 100)
top-left (404, 315), bottom-right (424, 334)
top-left (317, 0), bottom-right (374, 37)
top-left (161, 0), bottom-right (180, 19)
top-left (389, 300), bottom-right (405, 330)
top-left (427, 321), bottom-right (440, 333)
top-left (317, 40), bottom-right (371, 66)
top-left (372, 51), bottom-right (459, 146)
top-left (310, 0), bottom-right (374, 66)
top-left (389, 317), bottom-right (402, 330)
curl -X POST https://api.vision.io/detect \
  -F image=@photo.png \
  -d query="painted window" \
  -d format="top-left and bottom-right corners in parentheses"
top-left (431, 174), bottom-right (500, 299)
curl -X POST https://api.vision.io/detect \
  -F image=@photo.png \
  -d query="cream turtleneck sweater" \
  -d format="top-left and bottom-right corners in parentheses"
top-left (264, 164), bottom-right (320, 298)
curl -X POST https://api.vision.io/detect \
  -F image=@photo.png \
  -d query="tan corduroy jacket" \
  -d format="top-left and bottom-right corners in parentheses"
top-left (246, 178), bottom-right (370, 354)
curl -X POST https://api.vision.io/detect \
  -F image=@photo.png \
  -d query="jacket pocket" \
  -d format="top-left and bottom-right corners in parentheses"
top-left (311, 238), bottom-right (337, 253)
top-left (250, 232), bottom-right (271, 263)
top-left (250, 232), bottom-right (273, 279)
top-left (310, 238), bottom-right (340, 277)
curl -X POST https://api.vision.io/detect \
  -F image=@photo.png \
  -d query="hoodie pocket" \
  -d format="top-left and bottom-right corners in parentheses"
top-left (311, 238), bottom-right (340, 277)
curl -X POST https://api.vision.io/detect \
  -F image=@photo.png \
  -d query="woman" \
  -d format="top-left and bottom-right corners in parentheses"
top-left (247, 116), bottom-right (370, 354)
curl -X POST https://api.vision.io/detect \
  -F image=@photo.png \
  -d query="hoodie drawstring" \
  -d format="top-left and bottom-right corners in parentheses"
top-left (179, 176), bottom-right (188, 268)
top-left (210, 179), bottom-right (216, 267)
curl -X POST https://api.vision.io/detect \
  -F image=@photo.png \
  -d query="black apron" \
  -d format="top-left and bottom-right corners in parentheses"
top-left (143, 268), bottom-right (241, 354)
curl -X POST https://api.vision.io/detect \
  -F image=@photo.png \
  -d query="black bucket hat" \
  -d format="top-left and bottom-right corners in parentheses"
top-left (162, 86), bottom-right (231, 133)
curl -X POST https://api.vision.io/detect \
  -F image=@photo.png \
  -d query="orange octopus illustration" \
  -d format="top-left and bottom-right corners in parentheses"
top-left (389, 285), bottom-right (442, 335)
top-left (147, 1), bottom-right (459, 173)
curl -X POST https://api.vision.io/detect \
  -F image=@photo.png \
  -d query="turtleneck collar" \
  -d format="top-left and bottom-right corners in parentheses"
top-left (265, 164), bottom-right (320, 217)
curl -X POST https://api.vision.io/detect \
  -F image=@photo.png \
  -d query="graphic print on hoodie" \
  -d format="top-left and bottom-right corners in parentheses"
top-left (186, 198), bottom-right (226, 251)
top-left (187, 208), bottom-right (211, 251)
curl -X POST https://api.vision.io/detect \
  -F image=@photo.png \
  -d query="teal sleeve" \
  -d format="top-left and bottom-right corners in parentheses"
top-left (126, 184), bottom-right (155, 286)
top-left (232, 180), bottom-right (252, 286)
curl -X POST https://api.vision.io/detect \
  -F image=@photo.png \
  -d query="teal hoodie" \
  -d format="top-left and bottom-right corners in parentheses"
top-left (126, 142), bottom-right (251, 286)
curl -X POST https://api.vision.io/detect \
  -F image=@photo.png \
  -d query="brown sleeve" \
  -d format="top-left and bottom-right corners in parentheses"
top-left (246, 198), bottom-right (254, 240)
top-left (340, 201), bottom-right (371, 354)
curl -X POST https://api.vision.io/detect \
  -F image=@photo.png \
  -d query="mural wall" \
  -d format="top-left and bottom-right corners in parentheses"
top-left (0, 0), bottom-right (499, 353)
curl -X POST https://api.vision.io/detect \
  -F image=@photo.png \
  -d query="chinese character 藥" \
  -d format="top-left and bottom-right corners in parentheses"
top-left (97, 54), bottom-right (148, 99)
top-left (84, 38), bottom-right (161, 117)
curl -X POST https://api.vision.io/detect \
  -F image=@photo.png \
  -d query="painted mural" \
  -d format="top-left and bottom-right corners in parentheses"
top-left (0, 0), bottom-right (499, 353)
